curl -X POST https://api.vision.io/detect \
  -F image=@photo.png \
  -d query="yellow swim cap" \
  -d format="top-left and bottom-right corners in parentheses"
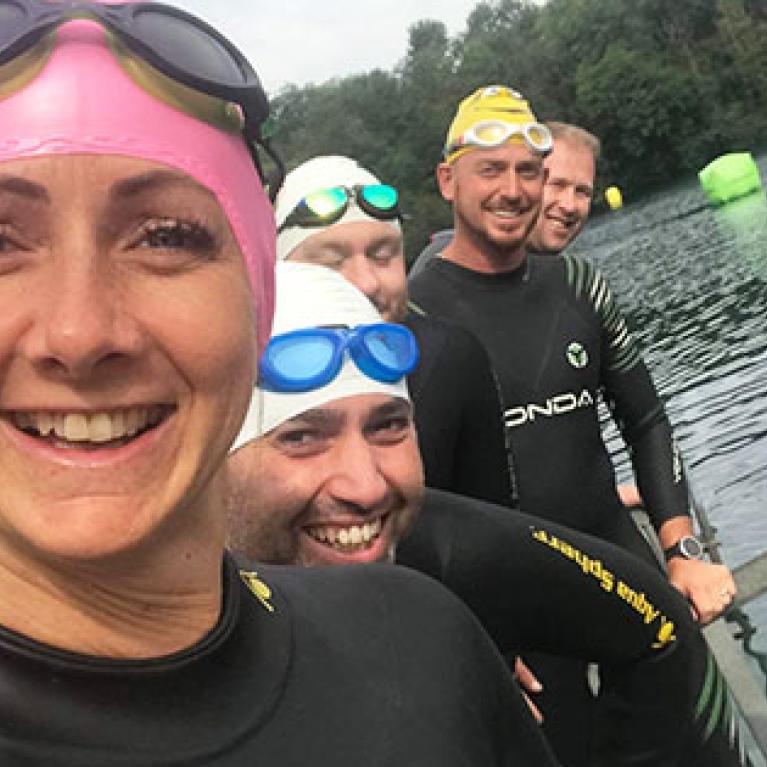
top-left (443, 85), bottom-right (551, 163)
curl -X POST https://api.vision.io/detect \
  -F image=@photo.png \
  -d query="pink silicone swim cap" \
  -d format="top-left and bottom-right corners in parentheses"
top-left (0, 19), bottom-right (275, 352)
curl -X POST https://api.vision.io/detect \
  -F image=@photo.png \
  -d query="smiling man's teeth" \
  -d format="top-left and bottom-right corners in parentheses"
top-left (307, 518), bottom-right (384, 552)
top-left (12, 407), bottom-right (165, 443)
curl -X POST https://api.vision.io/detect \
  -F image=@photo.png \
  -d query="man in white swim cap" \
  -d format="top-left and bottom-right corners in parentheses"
top-left (273, 154), bottom-right (515, 508)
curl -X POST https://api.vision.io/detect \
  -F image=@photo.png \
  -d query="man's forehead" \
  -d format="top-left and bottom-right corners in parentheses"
top-left (303, 221), bottom-right (402, 252)
top-left (459, 142), bottom-right (543, 167)
top-left (282, 395), bottom-right (411, 426)
top-left (547, 139), bottom-right (595, 174)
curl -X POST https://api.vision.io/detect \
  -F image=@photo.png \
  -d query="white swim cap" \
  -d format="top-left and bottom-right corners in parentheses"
top-left (274, 155), bottom-right (401, 261)
top-left (232, 262), bottom-right (410, 448)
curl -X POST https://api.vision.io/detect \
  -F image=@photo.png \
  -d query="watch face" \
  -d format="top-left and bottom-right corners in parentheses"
top-left (680, 536), bottom-right (703, 559)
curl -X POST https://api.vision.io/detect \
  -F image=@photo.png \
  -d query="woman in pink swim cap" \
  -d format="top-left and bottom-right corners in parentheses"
top-left (0, 4), bottom-right (286, 760)
top-left (0, 7), bottom-right (553, 766)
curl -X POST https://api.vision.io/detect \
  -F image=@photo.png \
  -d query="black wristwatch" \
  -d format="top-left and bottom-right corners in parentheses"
top-left (663, 535), bottom-right (704, 562)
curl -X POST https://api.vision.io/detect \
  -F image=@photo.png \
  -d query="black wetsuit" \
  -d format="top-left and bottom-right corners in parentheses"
top-left (408, 255), bottom-right (742, 766)
top-left (404, 306), bottom-right (515, 507)
top-left (0, 556), bottom-right (557, 766)
top-left (409, 253), bottom-right (689, 550)
top-left (398, 489), bottom-right (749, 767)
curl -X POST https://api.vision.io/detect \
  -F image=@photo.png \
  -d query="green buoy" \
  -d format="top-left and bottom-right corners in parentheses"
top-left (698, 152), bottom-right (762, 205)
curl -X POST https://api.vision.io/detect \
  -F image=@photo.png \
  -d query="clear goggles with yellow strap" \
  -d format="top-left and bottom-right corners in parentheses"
top-left (0, 0), bottom-right (284, 196)
top-left (444, 119), bottom-right (553, 160)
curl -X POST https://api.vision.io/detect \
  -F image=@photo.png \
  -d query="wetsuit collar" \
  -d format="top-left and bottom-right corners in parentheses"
top-left (430, 252), bottom-right (531, 289)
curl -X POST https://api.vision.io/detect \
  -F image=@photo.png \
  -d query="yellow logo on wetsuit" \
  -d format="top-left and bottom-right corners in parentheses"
top-left (653, 620), bottom-right (677, 649)
top-left (530, 527), bottom-right (676, 650)
top-left (239, 570), bottom-right (275, 613)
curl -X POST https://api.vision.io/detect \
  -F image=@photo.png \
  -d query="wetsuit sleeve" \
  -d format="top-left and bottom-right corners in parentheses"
top-left (396, 489), bottom-right (703, 767)
top-left (604, 362), bottom-right (690, 528)
top-left (406, 309), bottom-right (516, 508)
top-left (443, 325), bottom-right (516, 507)
top-left (398, 488), bottom-right (692, 661)
top-left (564, 255), bottom-right (691, 528)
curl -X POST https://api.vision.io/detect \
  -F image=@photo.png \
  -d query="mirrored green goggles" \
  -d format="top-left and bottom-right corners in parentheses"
top-left (278, 184), bottom-right (400, 232)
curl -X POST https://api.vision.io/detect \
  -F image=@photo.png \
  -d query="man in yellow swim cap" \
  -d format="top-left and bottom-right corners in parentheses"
top-left (409, 83), bottom-right (737, 767)
top-left (409, 116), bottom-right (599, 276)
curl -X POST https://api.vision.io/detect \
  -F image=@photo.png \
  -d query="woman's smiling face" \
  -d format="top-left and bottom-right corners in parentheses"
top-left (0, 154), bottom-right (256, 562)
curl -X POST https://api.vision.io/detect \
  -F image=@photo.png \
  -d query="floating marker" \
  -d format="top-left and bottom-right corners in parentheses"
top-left (698, 152), bottom-right (763, 205)
top-left (605, 185), bottom-right (623, 210)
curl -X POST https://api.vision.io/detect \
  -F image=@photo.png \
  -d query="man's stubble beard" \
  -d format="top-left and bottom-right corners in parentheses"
top-left (456, 205), bottom-right (539, 267)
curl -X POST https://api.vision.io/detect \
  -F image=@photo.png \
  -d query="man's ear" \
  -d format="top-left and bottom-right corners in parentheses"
top-left (436, 162), bottom-right (455, 202)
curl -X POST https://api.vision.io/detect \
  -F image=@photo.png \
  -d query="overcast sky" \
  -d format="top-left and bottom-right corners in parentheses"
top-left (172, 0), bottom-right (481, 95)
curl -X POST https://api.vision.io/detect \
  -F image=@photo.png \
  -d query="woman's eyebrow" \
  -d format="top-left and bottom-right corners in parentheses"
top-left (0, 175), bottom-right (49, 202)
top-left (109, 169), bottom-right (212, 201)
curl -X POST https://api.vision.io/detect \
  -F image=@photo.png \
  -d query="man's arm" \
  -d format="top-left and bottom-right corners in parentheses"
top-left (397, 488), bottom-right (750, 766)
top-left (406, 308), bottom-right (516, 508)
top-left (399, 488), bottom-right (693, 662)
top-left (397, 488), bottom-right (702, 766)
top-left (583, 253), bottom-right (736, 623)
top-left (446, 324), bottom-right (518, 507)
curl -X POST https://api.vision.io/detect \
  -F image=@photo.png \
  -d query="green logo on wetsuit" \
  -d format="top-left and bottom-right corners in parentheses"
top-left (566, 342), bottom-right (589, 369)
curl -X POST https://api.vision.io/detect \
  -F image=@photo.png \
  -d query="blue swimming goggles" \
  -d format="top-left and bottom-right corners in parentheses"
top-left (259, 323), bottom-right (419, 393)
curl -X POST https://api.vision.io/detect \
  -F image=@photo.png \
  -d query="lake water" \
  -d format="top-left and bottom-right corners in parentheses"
top-left (569, 152), bottom-right (767, 652)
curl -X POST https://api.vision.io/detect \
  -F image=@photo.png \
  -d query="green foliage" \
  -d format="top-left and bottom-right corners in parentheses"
top-left (575, 46), bottom-right (709, 188)
top-left (268, 0), bottom-right (767, 261)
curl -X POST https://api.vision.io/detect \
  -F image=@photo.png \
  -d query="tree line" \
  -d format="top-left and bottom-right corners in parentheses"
top-left (267, 0), bottom-right (767, 261)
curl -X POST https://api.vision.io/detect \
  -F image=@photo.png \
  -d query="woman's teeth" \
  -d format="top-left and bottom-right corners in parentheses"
top-left (307, 518), bottom-right (384, 552)
top-left (11, 406), bottom-right (167, 444)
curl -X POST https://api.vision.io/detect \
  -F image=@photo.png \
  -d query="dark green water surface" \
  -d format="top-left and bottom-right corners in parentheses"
top-left (570, 152), bottom-right (767, 640)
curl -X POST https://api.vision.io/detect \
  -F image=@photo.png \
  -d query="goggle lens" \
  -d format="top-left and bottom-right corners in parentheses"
top-left (0, 3), bottom-right (25, 32)
top-left (361, 326), bottom-right (412, 372)
top-left (473, 122), bottom-right (510, 144)
top-left (267, 334), bottom-right (336, 382)
top-left (129, 9), bottom-right (247, 84)
top-left (527, 125), bottom-right (549, 150)
top-left (303, 187), bottom-right (348, 218)
top-left (360, 184), bottom-right (398, 212)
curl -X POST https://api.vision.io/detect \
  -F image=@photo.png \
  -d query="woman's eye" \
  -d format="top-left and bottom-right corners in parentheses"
top-left (0, 226), bottom-right (32, 274)
top-left (135, 219), bottom-right (215, 253)
top-left (0, 226), bottom-right (23, 253)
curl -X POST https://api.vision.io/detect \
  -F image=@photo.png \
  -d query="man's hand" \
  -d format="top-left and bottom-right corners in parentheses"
top-left (515, 657), bottom-right (544, 724)
top-left (666, 557), bottom-right (736, 625)
top-left (617, 483), bottom-right (643, 509)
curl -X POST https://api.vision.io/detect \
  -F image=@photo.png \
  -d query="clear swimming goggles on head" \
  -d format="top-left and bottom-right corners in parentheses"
top-left (278, 184), bottom-right (400, 233)
top-left (259, 323), bottom-right (419, 393)
top-left (0, 0), bottom-right (284, 197)
top-left (444, 119), bottom-right (553, 159)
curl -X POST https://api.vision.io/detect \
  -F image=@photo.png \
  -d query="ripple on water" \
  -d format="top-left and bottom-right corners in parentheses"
top-left (574, 153), bottom-right (767, 629)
